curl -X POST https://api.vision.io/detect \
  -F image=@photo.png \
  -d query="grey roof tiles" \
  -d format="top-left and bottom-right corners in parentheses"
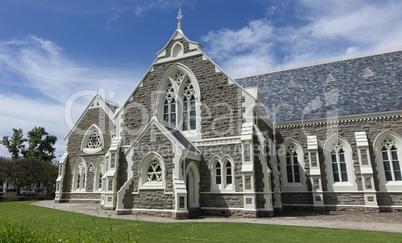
top-left (236, 50), bottom-right (402, 123)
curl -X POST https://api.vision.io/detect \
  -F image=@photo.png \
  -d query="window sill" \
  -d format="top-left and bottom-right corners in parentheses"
top-left (139, 183), bottom-right (165, 190)
top-left (83, 147), bottom-right (102, 154)
top-left (211, 184), bottom-right (235, 192)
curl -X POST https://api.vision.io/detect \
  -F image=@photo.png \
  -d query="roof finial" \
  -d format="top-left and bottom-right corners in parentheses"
top-left (177, 7), bottom-right (183, 29)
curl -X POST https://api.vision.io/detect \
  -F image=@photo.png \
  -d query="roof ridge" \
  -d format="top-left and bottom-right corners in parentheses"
top-left (234, 47), bottom-right (402, 80)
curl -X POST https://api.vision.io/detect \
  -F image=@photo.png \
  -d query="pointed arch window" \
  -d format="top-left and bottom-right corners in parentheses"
top-left (331, 143), bottom-right (348, 182)
top-left (381, 139), bottom-right (402, 181)
top-left (225, 161), bottom-right (232, 184)
top-left (139, 153), bottom-right (166, 189)
top-left (215, 162), bottom-right (221, 185)
top-left (157, 66), bottom-right (200, 138)
top-left (210, 157), bottom-right (234, 191)
top-left (82, 125), bottom-right (104, 154)
top-left (183, 80), bottom-right (196, 131)
top-left (286, 146), bottom-right (301, 183)
top-left (324, 136), bottom-right (356, 192)
top-left (75, 161), bottom-right (87, 191)
top-left (163, 83), bottom-right (176, 126)
top-left (279, 140), bottom-right (307, 192)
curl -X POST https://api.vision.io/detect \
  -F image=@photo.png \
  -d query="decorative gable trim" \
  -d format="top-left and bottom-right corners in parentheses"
top-left (64, 94), bottom-right (116, 140)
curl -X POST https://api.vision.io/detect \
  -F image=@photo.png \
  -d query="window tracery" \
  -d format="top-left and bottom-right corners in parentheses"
top-left (147, 161), bottom-right (163, 182)
top-left (330, 143), bottom-right (348, 182)
top-left (211, 157), bottom-right (234, 191)
top-left (173, 71), bottom-right (185, 86)
top-left (286, 145), bottom-right (300, 183)
top-left (163, 83), bottom-right (176, 126)
top-left (381, 138), bottom-right (402, 181)
top-left (183, 80), bottom-right (196, 130)
top-left (87, 131), bottom-right (101, 149)
top-left (158, 67), bottom-right (199, 135)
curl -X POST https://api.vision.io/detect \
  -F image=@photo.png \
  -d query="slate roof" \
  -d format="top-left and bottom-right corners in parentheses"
top-left (165, 126), bottom-right (199, 153)
top-left (236, 50), bottom-right (402, 123)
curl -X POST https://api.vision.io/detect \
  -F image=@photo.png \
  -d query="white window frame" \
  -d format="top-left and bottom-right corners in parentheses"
top-left (279, 139), bottom-right (307, 192)
top-left (74, 159), bottom-right (87, 192)
top-left (156, 64), bottom-right (201, 140)
top-left (138, 152), bottom-right (166, 190)
top-left (81, 124), bottom-right (104, 154)
top-left (94, 159), bottom-right (105, 192)
top-left (209, 156), bottom-right (235, 192)
top-left (373, 131), bottom-right (402, 192)
top-left (323, 135), bottom-right (357, 192)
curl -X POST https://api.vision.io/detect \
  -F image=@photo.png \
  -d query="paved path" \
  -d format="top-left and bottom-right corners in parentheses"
top-left (33, 201), bottom-right (402, 233)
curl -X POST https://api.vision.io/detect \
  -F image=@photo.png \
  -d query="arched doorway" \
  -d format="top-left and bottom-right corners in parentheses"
top-left (186, 162), bottom-right (200, 208)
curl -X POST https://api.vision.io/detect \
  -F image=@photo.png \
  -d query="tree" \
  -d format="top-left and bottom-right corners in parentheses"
top-left (0, 157), bottom-right (8, 189)
top-left (24, 127), bottom-right (57, 163)
top-left (1, 127), bottom-right (57, 163)
top-left (1, 128), bottom-right (26, 159)
top-left (5, 157), bottom-right (47, 196)
top-left (1, 127), bottom-right (58, 196)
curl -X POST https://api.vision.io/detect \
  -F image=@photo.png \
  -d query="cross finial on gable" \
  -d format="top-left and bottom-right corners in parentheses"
top-left (177, 7), bottom-right (183, 29)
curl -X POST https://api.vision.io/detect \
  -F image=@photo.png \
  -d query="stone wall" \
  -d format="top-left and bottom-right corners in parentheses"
top-left (133, 190), bottom-right (174, 209)
top-left (64, 107), bottom-right (114, 195)
top-left (61, 192), bottom-right (101, 201)
top-left (281, 193), bottom-right (313, 205)
top-left (198, 144), bottom-right (243, 193)
top-left (200, 193), bottom-right (243, 208)
top-left (121, 38), bottom-right (244, 146)
top-left (121, 125), bottom-right (175, 210)
top-left (277, 116), bottom-right (402, 209)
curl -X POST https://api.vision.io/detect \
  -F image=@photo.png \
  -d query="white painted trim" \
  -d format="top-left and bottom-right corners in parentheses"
top-left (323, 134), bottom-right (358, 192)
top-left (201, 207), bottom-right (244, 211)
top-left (279, 139), bottom-right (308, 192)
top-left (277, 110), bottom-right (402, 128)
top-left (373, 130), bottom-right (402, 192)
top-left (193, 136), bottom-right (241, 146)
top-left (186, 161), bottom-right (200, 208)
top-left (155, 51), bottom-right (203, 64)
top-left (325, 204), bottom-right (365, 208)
top-left (132, 208), bottom-right (174, 213)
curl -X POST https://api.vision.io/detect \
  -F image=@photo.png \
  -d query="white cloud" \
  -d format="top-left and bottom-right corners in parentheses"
top-left (201, 0), bottom-right (402, 77)
top-left (201, 19), bottom-right (276, 77)
top-left (0, 36), bottom-right (140, 157)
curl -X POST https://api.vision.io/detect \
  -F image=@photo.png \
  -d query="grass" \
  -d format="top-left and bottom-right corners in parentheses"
top-left (0, 201), bottom-right (401, 242)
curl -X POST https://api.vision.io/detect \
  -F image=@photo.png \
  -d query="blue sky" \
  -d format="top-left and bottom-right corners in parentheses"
top-left (1, 0), bottom-right (402, 158)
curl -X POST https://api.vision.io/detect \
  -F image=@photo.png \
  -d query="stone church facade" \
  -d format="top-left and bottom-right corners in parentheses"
top-left (55, 22), bottom-right (402, 218)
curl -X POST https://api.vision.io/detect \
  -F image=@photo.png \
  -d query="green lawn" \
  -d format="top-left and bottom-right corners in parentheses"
top-left (0, 201), bottom-right (400, 242)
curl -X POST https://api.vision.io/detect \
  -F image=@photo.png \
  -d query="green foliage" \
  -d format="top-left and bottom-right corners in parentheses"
top-left (0, 201), bottom-right (401, 242)
top-left (1, 128), bottom-right (25, 159)
top-left (0, 144), bottom-right (58, 196)
top-left (1, 126), bottom-right (57, 162)
top-left (24, 127), bottom-right (57, 163)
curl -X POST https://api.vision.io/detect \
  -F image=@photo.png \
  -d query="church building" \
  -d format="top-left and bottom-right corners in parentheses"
top-left (55, 12), bottom-right (402, 218)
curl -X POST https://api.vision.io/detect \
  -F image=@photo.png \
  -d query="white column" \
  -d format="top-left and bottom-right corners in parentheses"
top-left (355, 131), bottom-right (379, 211)
top-left (307, 135), bottom-right (325, 210)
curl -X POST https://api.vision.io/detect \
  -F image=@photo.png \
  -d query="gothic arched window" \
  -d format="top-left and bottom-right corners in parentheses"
top-left (330, 143), bottom-right (348, 182)
top-left (163, 83), bottom-right (176, 126)
top-left (286, 145), bottom-right (301, 183)
top-left (381, 138), bottom-right (402, 182)
top-left (157, 66), bottom-right (200, 139)
top-left (182, 80), bottom-right (196, 131)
